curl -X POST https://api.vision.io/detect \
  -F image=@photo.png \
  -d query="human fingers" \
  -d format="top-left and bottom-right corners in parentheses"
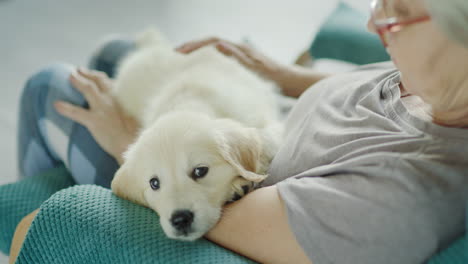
top-left (54, 100), bottom-right (92, 128)
top-left (77, 68), bottom-right (112, 93)
top-left (224, 41), bottom-right (253, 55)
top-left (69, 71), bottom-right (102, 106)
top-left (175, 37), bottom-right (222, 53)
top-left (175, 36), bottom-right (256, 61)
top-left (215, 41), bottom-right (255, 68)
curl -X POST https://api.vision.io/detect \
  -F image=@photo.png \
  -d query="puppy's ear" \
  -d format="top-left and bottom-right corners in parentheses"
top-left (111, 164), bottom-right (148, 207)
top-left (214, 120), bottom-right (268, 183)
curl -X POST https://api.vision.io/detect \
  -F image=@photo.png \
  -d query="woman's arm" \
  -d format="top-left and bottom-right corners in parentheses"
top-left (205, 186), bottom-right (312, 264)
top-left (275, 49), bottom-right (329, 98)
top-left (275, 64), bottom-right (329, 98)
top-left (176, 37), bottom-right (330, 98)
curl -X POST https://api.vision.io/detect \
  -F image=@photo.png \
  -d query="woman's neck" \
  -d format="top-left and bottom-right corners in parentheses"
top-left (399, 83), bottom-right (468, 128)
top-left (431, 109), bottom-right (468, 128)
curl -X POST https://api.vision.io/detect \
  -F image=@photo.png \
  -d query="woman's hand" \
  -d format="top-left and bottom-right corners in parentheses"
top-left (176, 37), bottom-right (329, 98)
top-left (176, 37), bottom-right (290, 86)
top-left (54, 68), bottom-right (139, 165)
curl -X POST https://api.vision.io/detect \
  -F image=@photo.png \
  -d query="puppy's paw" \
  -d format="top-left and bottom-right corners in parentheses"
top-left (225, 177), bottom-right (260, 204)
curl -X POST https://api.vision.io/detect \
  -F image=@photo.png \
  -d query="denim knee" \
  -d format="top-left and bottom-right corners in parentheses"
top-left (17, 63), bottom-right (78, 178)
top-left (22, 63), bottom-right (86, 111)
top-left (19, 63), bottom-right (87, 161)
top-left (88, 37), bottom-right (136, 77)
top-left (23, 63), bottom-right (74, 99)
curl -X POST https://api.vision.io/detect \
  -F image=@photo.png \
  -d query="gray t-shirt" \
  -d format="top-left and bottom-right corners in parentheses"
top-left (263, 63), bottom-right (468, 264)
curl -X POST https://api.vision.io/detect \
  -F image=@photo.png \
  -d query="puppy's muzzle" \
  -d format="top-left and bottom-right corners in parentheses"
top-left (171, 209), bottom-right (194, 234)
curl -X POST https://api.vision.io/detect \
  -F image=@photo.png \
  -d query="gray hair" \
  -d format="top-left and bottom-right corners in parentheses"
top-left (424, 0), bottom-right (468, 47)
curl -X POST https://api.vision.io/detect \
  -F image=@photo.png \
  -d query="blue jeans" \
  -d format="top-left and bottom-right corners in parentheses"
top-left (17, 38), bottom-right (136, 188)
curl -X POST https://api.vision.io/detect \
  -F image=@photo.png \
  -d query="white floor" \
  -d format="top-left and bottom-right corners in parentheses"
top-left (0, 0), bottom-right (369, 262)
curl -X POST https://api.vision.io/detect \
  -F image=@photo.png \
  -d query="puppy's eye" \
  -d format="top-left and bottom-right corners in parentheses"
top-left (149, 177), bottom-right (160, 190)
top-left (191, 166), bottom-right (209, 179)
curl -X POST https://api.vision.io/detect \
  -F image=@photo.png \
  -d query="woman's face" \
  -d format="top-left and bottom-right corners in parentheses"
top-left (367, 0), bottom-right (468, 113)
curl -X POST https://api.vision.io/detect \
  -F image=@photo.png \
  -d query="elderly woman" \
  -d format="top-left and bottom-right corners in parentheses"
top-left (10, 0), bottom-right (468, 263)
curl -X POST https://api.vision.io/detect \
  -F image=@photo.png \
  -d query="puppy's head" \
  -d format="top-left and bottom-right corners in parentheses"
top-left (111, 112), bottom-right (269, 241)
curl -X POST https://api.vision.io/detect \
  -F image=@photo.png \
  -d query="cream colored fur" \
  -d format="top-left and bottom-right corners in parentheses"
top-left (110, 28), bottom-right (283, 241)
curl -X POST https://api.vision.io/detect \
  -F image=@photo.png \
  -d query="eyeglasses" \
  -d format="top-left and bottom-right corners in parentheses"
top-left (370, 0), bottom-right (431, 47)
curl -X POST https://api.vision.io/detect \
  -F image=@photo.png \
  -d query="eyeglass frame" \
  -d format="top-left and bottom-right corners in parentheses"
top-left (370, 0), bottom-right (431, 47)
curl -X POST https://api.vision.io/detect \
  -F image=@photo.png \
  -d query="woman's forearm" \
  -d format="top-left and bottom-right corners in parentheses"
top-left (274, 65), bottom-right (330, 98)
top-left (205, 186), bottom-right (312, 264)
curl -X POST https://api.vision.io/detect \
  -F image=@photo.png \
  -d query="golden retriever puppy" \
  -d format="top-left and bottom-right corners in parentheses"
top-left (111, 29), bottom-right (283, 241)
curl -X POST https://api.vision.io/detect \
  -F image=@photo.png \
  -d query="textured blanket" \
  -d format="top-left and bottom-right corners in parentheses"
top-left (16, 185), bottom-right (255, 264)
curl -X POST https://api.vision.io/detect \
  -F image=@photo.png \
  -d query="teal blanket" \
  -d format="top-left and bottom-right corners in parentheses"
top-left (16, 184), bottom-right (255, 264)
top-left (0, 165), bottom-right (74, 254)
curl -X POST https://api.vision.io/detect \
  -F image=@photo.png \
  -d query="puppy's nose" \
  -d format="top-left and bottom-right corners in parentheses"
top-left (170, 209), bottom-right (194, 232)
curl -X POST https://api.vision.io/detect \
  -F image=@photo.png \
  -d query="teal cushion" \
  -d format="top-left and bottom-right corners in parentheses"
top-left (427, 236), bottom-right (467, 264)
top-left (0, 164), bottom-right (74, 254)
top-left (310, 1), bottom-right (390, 65)
top-left (16, 185), bottom-right (256, 264)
